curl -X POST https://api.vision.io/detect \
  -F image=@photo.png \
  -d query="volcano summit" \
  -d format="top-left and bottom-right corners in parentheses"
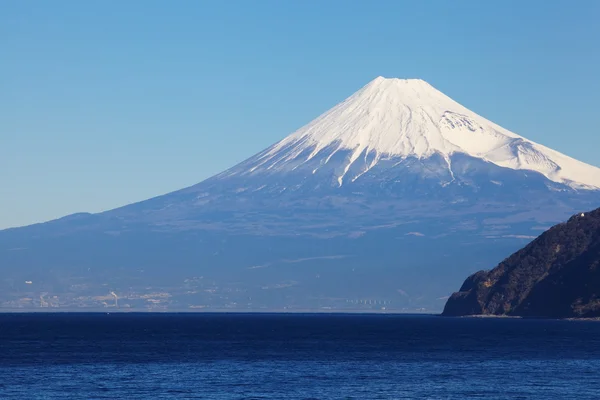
top-left (2, 77), bottom-right (599, 311)
top-left (224, 77), bottom-right (600, 190)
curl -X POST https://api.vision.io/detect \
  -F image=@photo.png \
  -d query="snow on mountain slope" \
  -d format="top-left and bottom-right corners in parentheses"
top-left (226, 77), bottom-right (600, 189)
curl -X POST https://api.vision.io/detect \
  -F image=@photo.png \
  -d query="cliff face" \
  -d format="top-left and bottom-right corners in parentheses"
top-left (443, 208), bottom-right (600, 318)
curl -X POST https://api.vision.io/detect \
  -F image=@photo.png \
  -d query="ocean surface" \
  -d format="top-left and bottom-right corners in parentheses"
top-left (1, 313), bottom-right (599, 399)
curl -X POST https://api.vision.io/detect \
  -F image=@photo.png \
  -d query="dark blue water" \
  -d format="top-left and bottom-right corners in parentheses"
top-left (1, 313), bottom-right (600, 399)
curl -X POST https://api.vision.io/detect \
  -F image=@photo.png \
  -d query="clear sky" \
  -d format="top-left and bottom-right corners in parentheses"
top-left (2, 0), bottom-right (600, 229)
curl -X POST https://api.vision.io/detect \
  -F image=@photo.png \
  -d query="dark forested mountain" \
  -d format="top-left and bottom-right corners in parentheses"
top-left (443, 208), bottom-right (600, 318)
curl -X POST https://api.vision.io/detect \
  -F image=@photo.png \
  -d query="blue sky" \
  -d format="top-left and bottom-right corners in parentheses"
top-left (2, 0), bottom-right (600, 229)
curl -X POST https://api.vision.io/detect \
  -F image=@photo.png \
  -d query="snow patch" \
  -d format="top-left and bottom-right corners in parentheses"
top-left (406, 232), bottom-right (425, 237)
top-left (502, 234), bottom-right (538, 239)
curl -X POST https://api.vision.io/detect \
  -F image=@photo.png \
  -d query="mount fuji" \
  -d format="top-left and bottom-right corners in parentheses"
top-left (2, 77), bottom-right (600, 311)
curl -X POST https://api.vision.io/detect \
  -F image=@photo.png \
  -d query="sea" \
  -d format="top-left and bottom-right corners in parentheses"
top-left (1, 313), bottom-right (599, 399)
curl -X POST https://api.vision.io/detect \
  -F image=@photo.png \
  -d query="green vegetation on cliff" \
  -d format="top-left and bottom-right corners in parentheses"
top-left (443, 207), bottom-right (600, 318)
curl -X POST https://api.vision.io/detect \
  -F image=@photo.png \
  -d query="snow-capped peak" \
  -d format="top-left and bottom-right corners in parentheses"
top-left (236, 77), bottom-right (600, 189)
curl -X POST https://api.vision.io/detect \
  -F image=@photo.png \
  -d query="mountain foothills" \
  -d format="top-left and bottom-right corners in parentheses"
top-left (443, 207), bottom-right (600, 318)
top-left (2, 77), bottom-right (600, 311)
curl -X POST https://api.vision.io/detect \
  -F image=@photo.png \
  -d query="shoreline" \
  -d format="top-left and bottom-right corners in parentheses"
top-left (447, 313), bottom-right (600, 321)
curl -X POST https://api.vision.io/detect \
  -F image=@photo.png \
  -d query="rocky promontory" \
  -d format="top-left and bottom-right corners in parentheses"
top-left (443, 207), bottom-right (600, 318)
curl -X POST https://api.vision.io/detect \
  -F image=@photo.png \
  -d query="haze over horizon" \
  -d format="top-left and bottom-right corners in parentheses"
top-left (3, 0), bottom-right (600, 229)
